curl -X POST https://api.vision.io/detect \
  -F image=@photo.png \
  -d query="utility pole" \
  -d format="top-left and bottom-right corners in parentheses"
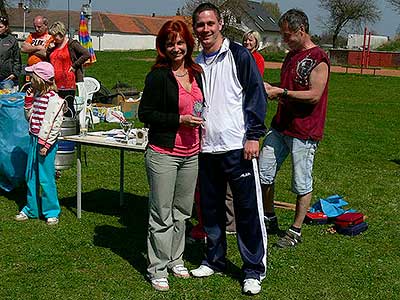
top-left (81, 0), bottom-right (92, 36)
top-left (21, 0), bottom-right (30, 38)
top-left (23, 3), bottom-right (26, 36)
top-left (67, 0), bottom-right (70, 38)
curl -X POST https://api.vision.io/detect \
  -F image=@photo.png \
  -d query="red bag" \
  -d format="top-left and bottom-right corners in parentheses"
top-left (305, 212), bottom-right (328, 224)
top-left (335, 212), bottom-right (364, 228)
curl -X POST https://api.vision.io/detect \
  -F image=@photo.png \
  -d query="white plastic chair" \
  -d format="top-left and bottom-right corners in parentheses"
top-left (77, 77), bottom-right (100, 129)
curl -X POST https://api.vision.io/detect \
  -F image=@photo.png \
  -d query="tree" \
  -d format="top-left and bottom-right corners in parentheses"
top-left (387, 0), bottom-right (400, 13)
top-left (0, 0), bottom-right (6, 16)
top-left (319, 0), bottom-right (381, 48)
top-left (319, 31), bottom-right (347, 47)
top-left (1, 0), bottom-right (48, 16)
top-left (260, 1), bottom-right (281, 22)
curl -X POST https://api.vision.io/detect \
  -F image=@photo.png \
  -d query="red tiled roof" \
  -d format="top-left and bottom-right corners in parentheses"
top-left (6, 7), bottom-right (191, 36)
top-left (105, 13), bottom-right (173, 34)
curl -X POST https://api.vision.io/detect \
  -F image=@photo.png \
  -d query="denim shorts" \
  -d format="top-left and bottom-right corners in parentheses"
top-left (259, 129), bottom-right (318, 195)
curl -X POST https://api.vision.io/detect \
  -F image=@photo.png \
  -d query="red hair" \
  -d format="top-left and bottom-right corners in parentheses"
top-left (153, 19), bottom-right (202, 80)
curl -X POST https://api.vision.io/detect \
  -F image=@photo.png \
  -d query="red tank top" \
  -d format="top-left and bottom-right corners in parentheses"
top-left (50, 43), bottom-right (76, 90)
top-left (252, 51), bottom-right (265, 76)
top-left (271, 46), bottom-right (330, 141)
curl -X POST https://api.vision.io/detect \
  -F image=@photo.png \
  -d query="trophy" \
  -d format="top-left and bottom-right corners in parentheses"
top-left (136, 128), bottom-right (148, 145)
top-left (120, 121), bottom-right (133, 142)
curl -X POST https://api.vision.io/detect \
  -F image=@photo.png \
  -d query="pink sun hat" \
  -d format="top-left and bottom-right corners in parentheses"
top-left (25, 62), bottom-right (55, 82)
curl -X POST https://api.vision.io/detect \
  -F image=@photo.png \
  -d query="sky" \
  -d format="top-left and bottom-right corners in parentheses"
top-left (47, 0), bottom-right (399, 38)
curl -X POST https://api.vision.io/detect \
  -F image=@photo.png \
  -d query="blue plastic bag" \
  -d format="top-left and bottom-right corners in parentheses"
top-left (309, 194), bottom-right (351, 217)
top-left (0, 93), bottom-right (29, 191)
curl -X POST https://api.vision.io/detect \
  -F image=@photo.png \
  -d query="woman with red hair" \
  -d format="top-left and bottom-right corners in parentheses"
top-left (138, 19), bottom-right (204, 292)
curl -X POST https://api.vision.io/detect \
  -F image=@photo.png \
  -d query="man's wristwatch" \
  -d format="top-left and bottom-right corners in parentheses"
top-left (282, 88), bottom-right (288, 98)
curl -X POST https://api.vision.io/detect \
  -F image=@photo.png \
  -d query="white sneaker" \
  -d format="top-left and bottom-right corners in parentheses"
top-left (191, 265), bottom-right (215, 278)
top-left (46, 217), bottom-right (59, 225)
top-left (171, 264), bottom-right (190, 278)
top-left (150, 277), bottom-right (169, 292)
top-left (15, 211), bottom-right (28, 221)
top-left (243, 278), bottom-right (261, 295)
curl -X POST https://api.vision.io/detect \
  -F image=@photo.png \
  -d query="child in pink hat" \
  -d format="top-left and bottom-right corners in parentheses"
top-left (25, 61), bottom-right (55, 82)
top-left (15, 61), bottom-right (66, 225)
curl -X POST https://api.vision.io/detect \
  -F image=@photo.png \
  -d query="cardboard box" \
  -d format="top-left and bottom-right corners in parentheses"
top-left (121, 101), bottom-right (139, 119)
top-left (117, 95), bottom-right (140, 119)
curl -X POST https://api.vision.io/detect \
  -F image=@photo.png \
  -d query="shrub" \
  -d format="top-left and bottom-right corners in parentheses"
top-left (260, 45), bottom-right (287, 62)
top-left (376, 38), bottom-right (400, 51)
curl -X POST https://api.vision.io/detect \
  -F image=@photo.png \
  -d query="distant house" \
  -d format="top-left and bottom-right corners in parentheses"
top-left (6, 7), bottom-right (187, 51)
top-left (220, 0), bottom-right (281, 48)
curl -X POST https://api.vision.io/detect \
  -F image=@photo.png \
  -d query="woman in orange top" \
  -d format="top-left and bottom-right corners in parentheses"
top-left (47, 21), bottom-right (89, 117)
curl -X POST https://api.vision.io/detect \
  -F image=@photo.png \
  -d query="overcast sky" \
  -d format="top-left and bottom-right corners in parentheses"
top-left (47, 0), bottom-right (399, 38)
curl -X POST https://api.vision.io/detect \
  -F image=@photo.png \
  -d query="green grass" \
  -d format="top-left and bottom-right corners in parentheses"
top-left (1, 51), bottom-right (400, 299)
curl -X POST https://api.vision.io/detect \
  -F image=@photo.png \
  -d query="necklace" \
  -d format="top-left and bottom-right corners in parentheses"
top-left (203, 49), bottom-right (220, 66)
top-left (174, 70), bottom-right (188, 77)
top-left (203, 55), bottom-right (217, 66)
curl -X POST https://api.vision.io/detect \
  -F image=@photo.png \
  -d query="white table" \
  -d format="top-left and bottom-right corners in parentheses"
top-left (61, 133), bottom-right (147, 218)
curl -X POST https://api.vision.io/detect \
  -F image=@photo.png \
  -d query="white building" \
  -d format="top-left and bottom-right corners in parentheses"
top-left (7, 7), bottom-right (186, 51)
top-left (347, 34), bottom-right (389, 50)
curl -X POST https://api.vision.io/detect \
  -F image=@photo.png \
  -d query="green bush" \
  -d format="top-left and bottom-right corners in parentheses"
top-left (377, 38), bottom-right (400, 51)
top-left (260, 46), bottom-right (286, 62)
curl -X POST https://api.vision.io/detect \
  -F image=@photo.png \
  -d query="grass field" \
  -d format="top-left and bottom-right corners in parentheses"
top-left (1, 51), bottom-right (400, 299)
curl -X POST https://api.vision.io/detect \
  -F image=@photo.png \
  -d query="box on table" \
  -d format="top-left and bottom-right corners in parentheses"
top-left (117, 95), bottom-right (140, 119)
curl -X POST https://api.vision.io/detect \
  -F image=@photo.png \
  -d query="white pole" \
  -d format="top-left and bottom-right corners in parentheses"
top-left (81, 1), bottom-right (92, 36)
top-left (22, 0), bottom-right (29, 38)
top-left (23, 10), bottom-right (26, 37)
top-left (87, 0), bottom-right (92, 37)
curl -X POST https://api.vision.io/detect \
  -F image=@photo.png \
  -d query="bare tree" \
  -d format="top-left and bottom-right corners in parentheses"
top-left (260, 1), bottom-right (281, 22)
top-left (9, 0), bottom-right (48, 8)
top-left (1, 0), bottom-right (48, 17)
top-left (387, 0), bottom-right (400, 13)
top-left (319, 0), bottom-right (381, 48)
top-left (0, 1), bottom-right (6, 16)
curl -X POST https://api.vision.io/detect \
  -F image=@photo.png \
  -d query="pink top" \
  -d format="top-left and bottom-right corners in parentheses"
top-left (150, 78), bottom-right (203, 157)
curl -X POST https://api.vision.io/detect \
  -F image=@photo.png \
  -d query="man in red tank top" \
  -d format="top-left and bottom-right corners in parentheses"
top-left (259, 9), bottom-right (330, 248)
